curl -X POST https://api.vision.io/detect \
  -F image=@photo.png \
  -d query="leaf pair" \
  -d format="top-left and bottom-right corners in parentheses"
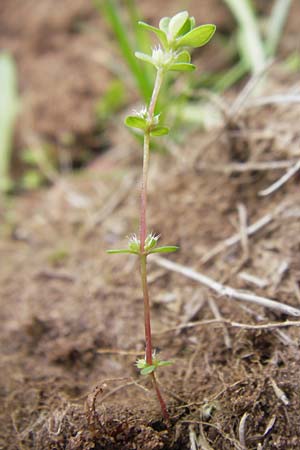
top-left (107, 231), bottom-right (179, 255)
top-left (107, 245), bottom-right (179, 255)
top-left (138, 11), bottom-right (216, 51)
top-left (135, 48), bottom-right (196, 72)
top-left (136, 358), bottom-right (173, 375)
top-left (124, 115), bottom-right (169, 136)
top-left (162, 11), bottom-right (195, 42)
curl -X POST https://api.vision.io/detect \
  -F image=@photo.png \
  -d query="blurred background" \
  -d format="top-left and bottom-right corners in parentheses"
top-left (0, 0), bottom-right (299, 193)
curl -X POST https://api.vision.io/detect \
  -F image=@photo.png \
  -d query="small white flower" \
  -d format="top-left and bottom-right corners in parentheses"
top-left (152, 114), bottom-right (160, 126)
top-left (151, 46), bottom-right (175, 69)
top-left (144, 233), bottom-right (160, 251)
top-left (136, 357), bottom-right (146, 369)
top-left (133, 106), bottom-right (148, 119)
top-left (126, 233), bottom-right (161, 254)
top-left (127, 234), bottom-right (140, 252)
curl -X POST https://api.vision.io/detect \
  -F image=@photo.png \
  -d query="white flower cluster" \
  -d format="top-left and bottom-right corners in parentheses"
top-left (151, 46), bottom-right (175, 69)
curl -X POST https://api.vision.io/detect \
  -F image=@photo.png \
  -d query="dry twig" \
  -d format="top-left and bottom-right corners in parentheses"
top-left (97, 348), bottom-right (144, 356)
top-left (259, 160), bottom-right (300, 197)
top-left (238, 272), bottom-right (269, 289)
top-left (201, 202), bottom-right (286, 263)
top-left (237, 203), bottom-right (249, 260)
top-left (155, 317), bottom-right (300, 335)
top-left (152, 255), bottom-right (300, 317)
top-left (237, 304), bottom-right (297, 347)
top-left (238, 412), bottom-right (248, 449)
top-left (270, 378), bottom-right (289, 406)
top-left (189, 422), bottom-right (215, 450)
top-left (197, 160), bottom-right (294, 174)
top-left (247, 94), bottom-right (300, 108)
top-left (208, 297), bottom-right (232, 349)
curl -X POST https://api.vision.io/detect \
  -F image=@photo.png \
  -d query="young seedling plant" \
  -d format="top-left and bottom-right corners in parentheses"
top-left (107, 11), bottom-right (215, 422)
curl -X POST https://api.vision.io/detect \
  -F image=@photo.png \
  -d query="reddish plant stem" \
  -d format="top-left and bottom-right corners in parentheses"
top-left (140, 255), bottom-right (170, 422)
top-left (138, 68), bottom-right (169, 420)
top-left (140, 254), bottom-right (153, 365)
top-left (139, 68), bottom-right (164, 358)
top-left (151, 373), bottom-right (170, 423)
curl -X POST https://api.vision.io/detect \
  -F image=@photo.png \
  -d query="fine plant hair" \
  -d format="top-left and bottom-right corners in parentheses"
top-left (107, 11), bottom-right (215, 422)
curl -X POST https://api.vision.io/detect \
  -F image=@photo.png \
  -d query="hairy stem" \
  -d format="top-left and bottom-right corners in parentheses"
top-left (151, 373), bottom-right (170, 423)
top-left (139, 68), bottom-right (164, 252)
top-left (139, 68), bottom-right (169, 420)
top-left (139, 68), bottom-right (164, 355)
top-left (140, 254), bottom-right (152, 365)
top-left (148, 68), bottom-right (164, 118)
top-left (139, 132), bottom-right (150, 252)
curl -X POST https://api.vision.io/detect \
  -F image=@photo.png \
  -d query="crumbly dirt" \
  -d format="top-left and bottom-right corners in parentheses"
top-left (1, 1), bottom-right (300, 450)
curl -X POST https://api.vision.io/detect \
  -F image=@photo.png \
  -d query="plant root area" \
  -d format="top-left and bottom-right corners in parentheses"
top-left (1, 1), bottom-right (300, 449)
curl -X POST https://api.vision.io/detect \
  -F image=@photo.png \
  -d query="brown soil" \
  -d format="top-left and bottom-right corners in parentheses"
top-left (1, 1), bottom-right (300, 450)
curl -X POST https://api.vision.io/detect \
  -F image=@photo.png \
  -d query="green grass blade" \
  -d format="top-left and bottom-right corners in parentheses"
top-left (0, 53), bottom-right (18, 193)
top-left (266, 0), bottom-right (292, 57)
top-left (124, 0), bottom-right (151, 54)
top-left (94, 0), bottom-right (152, 101)
top-left (124, 0), bottom-right (154, 84)
top-left (223, 0), bottom-right (266, 73)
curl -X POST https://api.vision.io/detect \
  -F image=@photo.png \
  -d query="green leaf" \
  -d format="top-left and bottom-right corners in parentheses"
top-left (135, 51), bottom-right (154, 65)
top-left (106, 249), bottom-right (138, 255)
top-left (149, 246), bottom-right (179, 254)
top-left (159, 17), bottom-right (170, 33)
top-left (141, 365), bottom-right (156, 375)
top-left (174, 50), bottom-right (191, 63)
top-left (177, 16), bottom-right (194, 37)
top-left (125, 115), bottom-right (147, 130)
top-left (138, 21), bottom-right (168, 48)
top-left (157, 360), bottom-right (173, 367)
top-left (150, 126), bottom-right (169, 136)
top-left (177, 24), bottom-right (216, 48)
top-left (136, 358), bottom-right (146, 369)
top-left (169, 63), bottom-right (196, 71)
top-left (168, 11), bottom-right (189, 39)
top-left (94, 0), bottom-right (152, 102)
top-left (0, 53), bottom-right (18, 193)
